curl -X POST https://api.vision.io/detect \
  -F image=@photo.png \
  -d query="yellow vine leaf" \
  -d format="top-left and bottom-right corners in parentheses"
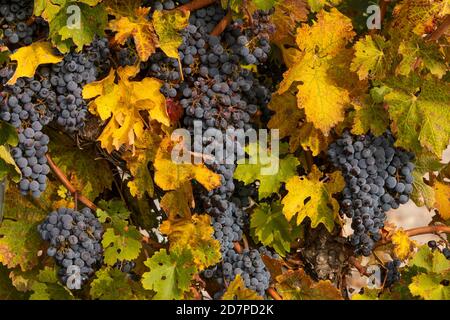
top-left (390, 0), bottom-right (449, 38)
top-left (282, 165), bottom-right (344, 232)
top-left (160, 182), bottom-right (194, 220)
top-left (275, 269), bottom-right (342, 300)
top-left (291, 122), bottom-right (330, 156)
top-left (153, 10), bottom-right (190, 59)
top-left (391, 229), bottom-right (415, 260)
top-left (351, 34), bottom-right (388, 80)
top-left (123, 131), bottom-right (161, 198)
top-left (268, 90), bottom-right (303, 139)
top-left (271, 0), bottom-right (308, 47)
top-left (268, 86), bottom-right (329, 155)
top-left (7, 41), bottom-right (62, 85)
top-left (277, 9), bottom-right (356, 135)
top-left (434, 181), bottom-right (450, 220)
top-left (83, 65), bottom-right (169, 152)
top-left (154, 138), bottom-right (221, 191)
top-left (108, 7), bottom-right (158, 62)
top-left (222, 275), bottom-right (263, 300)
top-left (160, 215), bottom-right (221, 271)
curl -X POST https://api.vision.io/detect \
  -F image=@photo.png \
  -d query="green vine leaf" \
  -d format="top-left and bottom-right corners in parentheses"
top-left (90, 267), bottom-right (153, 300)
top-left (234, 143), bottom-right (299, 200)
top-left (408, 245), bottom-right (450, 300)
top-left (250, 202), bottom-right (299, 257)
top-left (97, 201), bottom-right (143, 266)
top-left (141, 249), bottom-right (196, 300)
top-left (384, 75), bottom-right (450, 158)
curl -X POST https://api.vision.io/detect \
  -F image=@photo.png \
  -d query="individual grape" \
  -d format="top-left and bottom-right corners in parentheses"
top-left (443, 248), bottom-right (450, 260)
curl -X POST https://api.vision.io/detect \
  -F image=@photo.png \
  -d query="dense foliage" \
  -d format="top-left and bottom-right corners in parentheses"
top-left (0, 0), bottom-right (449, 300)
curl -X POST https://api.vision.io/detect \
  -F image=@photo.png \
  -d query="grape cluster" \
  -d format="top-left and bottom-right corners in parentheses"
top-left (204, 247), bottom-right (277, 297)
top-left (116, 46), bottom-right (138, 67)
top-left (38, 207), bottom-right (103, 289)
top-left (0, 0), bottom-right (45, 47)
top-left (247, 9), bottom-right (276, 41)
top-left (231, 180), bottom-right (259, 208)
top-left (0, 37), bottom-right (111, 196)
top-left (148, 5), bottom-right (271, 133)
top-left (47, 37), bottom-right (111, 132)
top-left (0, 68), bottom-right (55, 197)
top-left (328, 131), bottom-right (414, 256)
top-left (145, 4), bottom-right (275, 296)
top-left (300, 225), bottom-right (349, 284)
top-left (383, 259), bottom-right (401, 287)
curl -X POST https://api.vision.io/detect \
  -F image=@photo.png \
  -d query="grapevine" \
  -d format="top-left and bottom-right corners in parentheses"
top-left (0, 0), bottom-right (449, 302)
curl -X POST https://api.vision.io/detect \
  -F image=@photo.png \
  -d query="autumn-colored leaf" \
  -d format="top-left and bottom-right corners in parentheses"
top-left (7, 41), bottom-right (62, 85)
top-left (268, 90), bottom-right (303, 138)
top-left (108, 7), bottom-right (157, 62)
top-left (277, 9), bottom-right (356, 135)
top-left (160, 215), bottom-right (221, 270)
top-left (397, 37), bottom-right (447, 79)
top-left (391, 229), bottom-right (415, 260)
top-left (271, 0), bottom-right (308, 47)
top-left (83, 65), bottom-right (169, 152)
top-left (282, 165), bottom-right (344, 232)
top-left (153, 137), bottom-right (221, 191)
top-left (222, 274), bottom-right (263, 300)
top-left (434, 181), bottom-right (450, 220)
top-left (275, 269), bottom-right (342, 300)
top-left (160, 182), bottom-right (194, 220)
top-left (389, 0), bottom-right (449, 38)
top-left (351, 34), bottom-right (388, 80)
top-left (123, 131), bottom-right (161, 198)
top-left (153, 10), bottom-right (190, 59)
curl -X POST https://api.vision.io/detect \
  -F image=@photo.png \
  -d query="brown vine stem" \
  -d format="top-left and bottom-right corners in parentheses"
top-left (267, 287), bottom-right (283, 300)
top-left (304, 150), bottom-right (314, 172)
top-left (379, 225), bottom-right (450, 245)
top-left (348, 256), bottom-right (371, 277)
top-left (233, 241), bottom-right (243, 253)
top-left (211, 10), bottom-right (232, 37)
top-left (243, 0), bottom-right (253, 25)
top-left (176, 0), bottom-right (217, 13)
top-left (404, 225), bottom-right (450, 238)
top-left (379, 0), bottom-right (391, 27)
top-left (46, 154), bottom-right (97, 211)
top-left (426, 15), bottom-right (450, 42)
